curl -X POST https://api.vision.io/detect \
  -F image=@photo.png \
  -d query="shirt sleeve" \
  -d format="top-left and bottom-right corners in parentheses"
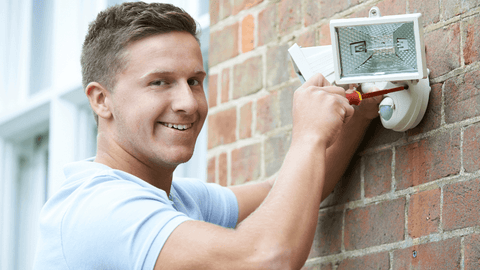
top-left (172, 179), bottom-right (239, 228)
top-left (60, 176), bottom-right (191, 270)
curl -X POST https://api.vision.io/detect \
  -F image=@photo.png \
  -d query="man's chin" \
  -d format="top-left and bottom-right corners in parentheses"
top-left (151, 152), bottom-right (194, 168)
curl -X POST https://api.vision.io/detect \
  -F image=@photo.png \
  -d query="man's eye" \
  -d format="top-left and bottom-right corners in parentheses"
top-left (188, 79), bottom-right (200, 86)
top-left (151, 80), bottom-right (167, 86)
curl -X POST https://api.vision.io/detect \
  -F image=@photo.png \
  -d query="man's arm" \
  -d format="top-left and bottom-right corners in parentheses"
top-left (230, 81), bottom-right (382, 224)
top-left (321, 85), bottom-right (382, 200)
top-left (155, 73), bottom-right (354, 270)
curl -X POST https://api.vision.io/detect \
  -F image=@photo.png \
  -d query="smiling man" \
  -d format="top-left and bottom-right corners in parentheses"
top-left (33, 2), bottom-right (381, 270)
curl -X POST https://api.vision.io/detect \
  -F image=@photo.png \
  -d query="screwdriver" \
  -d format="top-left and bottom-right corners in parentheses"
top-left (346, 85), bottom-right (409, 105)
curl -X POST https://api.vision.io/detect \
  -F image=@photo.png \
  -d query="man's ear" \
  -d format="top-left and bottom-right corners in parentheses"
top-left (85, 82), bottom-right (112, 120)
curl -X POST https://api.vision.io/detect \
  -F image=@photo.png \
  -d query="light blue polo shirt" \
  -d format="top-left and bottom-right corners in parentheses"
top-left (33, 158), bottom-right (238, 270)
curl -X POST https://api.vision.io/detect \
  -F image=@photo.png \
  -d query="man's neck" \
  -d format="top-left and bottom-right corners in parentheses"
top-left (94, 133), bottom-right (176, 195)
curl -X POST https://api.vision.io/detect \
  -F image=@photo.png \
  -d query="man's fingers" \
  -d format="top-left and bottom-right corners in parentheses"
top-left (303, 85), bottom-right (346, 97)
top-left (299, 73), bottom-right (331, 90)
top-left (343, 100), bottom-right (355, 124)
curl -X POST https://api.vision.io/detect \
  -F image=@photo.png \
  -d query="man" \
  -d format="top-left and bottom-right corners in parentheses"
top-left (33, 2), bottom-right (381, 269)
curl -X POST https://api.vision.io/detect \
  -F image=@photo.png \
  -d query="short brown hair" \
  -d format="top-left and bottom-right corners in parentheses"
top-left (81, 1), bottom-right (199, 123)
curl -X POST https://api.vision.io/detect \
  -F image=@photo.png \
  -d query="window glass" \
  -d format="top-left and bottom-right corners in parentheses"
top-left (198, 0), bottom-right (209, 16)
top-left (107, 0), bottom-right (124, 7)
top-left (29, 0), bottom-right (53, 95)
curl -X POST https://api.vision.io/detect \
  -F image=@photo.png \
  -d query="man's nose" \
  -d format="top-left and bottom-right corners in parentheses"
top-left (171, 81), bottom-right (198, 115)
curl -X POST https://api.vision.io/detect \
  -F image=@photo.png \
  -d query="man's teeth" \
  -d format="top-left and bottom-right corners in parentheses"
top-left (162, 123), bottom-right (192, 130)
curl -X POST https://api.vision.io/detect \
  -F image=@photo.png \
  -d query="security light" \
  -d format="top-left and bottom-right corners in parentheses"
top-left (288, 7), bottom-right (431, 132)
top-left (330, 7), bottom-right (427, 84)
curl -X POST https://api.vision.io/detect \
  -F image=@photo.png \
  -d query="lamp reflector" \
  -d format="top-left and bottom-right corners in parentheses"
top-left (337, 22), bottom-right (417, 77)
top-left (330, 12), bottom-right (427, 84)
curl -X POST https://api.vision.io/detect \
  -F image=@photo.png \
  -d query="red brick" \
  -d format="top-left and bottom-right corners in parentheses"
top-left (407, 83), bottom-right (443, 135)
top-left (218, 152), bottom-right (228, 186)
top-left (408, 0), bottom-right (439, 26)
top-left (258, 4), bottom-right (278, 46)
top-left (297, 29), bottom-right (316, 47)
top-left (266, 44), bottom-right (293, 87)
top-left (210, 0), bottom-right (220, 25)
top-left (207, 156), bottom-right (216, 183)
top-left (318, 0), bottom-right (360, 19)
top-left (321, 155), bottom-right (362, 207)
top-left (361, 118), bottom-right (404, 150)
top-left (425, 22), bottom-right (461, 78)
top-left (319, 24), bottom-right (331, 45)
top-left (233, 0), bottom-right (263, 15)
top-left (302, 263), bottom-right (332, 270)
top-left (408, 189), bottom-right (441, 238)
top-left (265, 132), bottom-right (291, 177)
top-left (221, 68), bottom-right (230, 103)
top-left (392, 238), bottom-right (461, 269)
top-left (231, 143), bottom-right (261, 185)
top-left (337, 252), bottom-right (390, 270)
top-left (304, 1), bottom-right (322, 27)
top-left (444, 70), bottom-right (480, 123)
top-left (464, 122), bottom-right (480, 172)
top-left (309, 210), bottom-right (343, 257)
top-left (443, 178), bottom-right (480, 231)
top-left (221, 0), bottom-right (232, 20)
top-left (395, 129), bottom-right (461, 190)
top-left (233, 56), bottom-right (263, 99)
top-left (239, 102), bottom-right (252, 139)
top-left (208, 107), bottom-right (237, 149)
top-left (278, 82), bottom-right (299, 127)
top-left (256, 92), bottom-right (279, 134)
top-left (278, 0), bottom-right (302, 36)
top-left (465, 233), bottom-right (480, 270)
top-left (209, 23), bottom-right (239, 66)
top-left (375, 0), bottom-right (407, 16)
top-left (344, 198), bottom-right (405, 250)
top-left (364, 150), bottom-right (392, 198)
top-left (208, 74), bottom-right (218, 108)
top-left (442, 0), bottom-right (480, 20)
top-left (463, 15), bottom-right (480, 65)
top-left (241, 14), bottom-right (255, 53)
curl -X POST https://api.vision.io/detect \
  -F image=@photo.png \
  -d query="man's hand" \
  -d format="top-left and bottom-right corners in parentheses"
top-left (292, 73), bottom-right (355, 149)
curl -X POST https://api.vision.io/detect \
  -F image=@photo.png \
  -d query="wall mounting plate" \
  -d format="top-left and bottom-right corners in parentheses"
top-left (362, 75), bottom-right (431, 131)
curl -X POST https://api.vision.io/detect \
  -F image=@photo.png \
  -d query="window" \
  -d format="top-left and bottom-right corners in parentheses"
top-left (14, 133), bottom-right (49, 270)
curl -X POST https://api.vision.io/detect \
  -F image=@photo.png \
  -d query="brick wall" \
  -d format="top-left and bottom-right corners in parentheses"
top-left (207, 0), bottom-right (480, 269)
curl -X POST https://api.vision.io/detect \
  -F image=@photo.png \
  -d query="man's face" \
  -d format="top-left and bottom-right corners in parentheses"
top-left (108, 31), bottom-right (208, 168)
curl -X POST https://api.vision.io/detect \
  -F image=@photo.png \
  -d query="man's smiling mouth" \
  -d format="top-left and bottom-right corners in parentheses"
top-left (159, 122), bottom-right (194, 130)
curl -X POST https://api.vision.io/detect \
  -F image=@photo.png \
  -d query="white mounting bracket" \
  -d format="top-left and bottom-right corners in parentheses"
top-left (361, 71), bottom-right (431, 132)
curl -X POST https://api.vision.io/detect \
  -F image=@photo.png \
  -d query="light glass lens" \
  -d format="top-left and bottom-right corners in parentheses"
top-left (336, 22), bottom-right (417, 78)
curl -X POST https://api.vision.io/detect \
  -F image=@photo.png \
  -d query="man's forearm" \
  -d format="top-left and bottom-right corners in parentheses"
top-left (322, 112), bottom-right (372, 200)
top-left (236, 139), bottom-right (328, 269)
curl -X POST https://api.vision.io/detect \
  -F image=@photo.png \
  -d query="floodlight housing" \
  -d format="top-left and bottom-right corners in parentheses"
top-left (288, 7), bottom-right (432, 132)
top-left (330, 9), bottom-right (427, 84)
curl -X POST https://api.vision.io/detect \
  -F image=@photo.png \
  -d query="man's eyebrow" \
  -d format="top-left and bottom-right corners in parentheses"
top-left (140, 69), bottom-right (206, 79)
